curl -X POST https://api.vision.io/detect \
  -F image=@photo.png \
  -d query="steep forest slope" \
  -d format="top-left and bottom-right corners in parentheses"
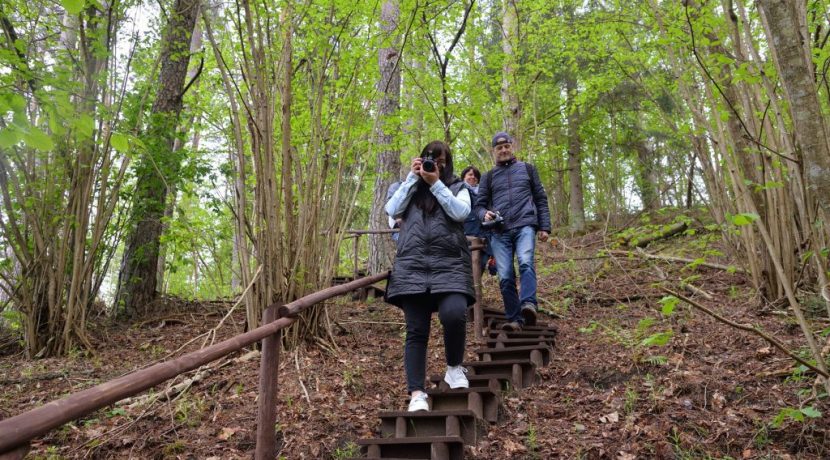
top-left (1, 217), bottom-right (828, 459)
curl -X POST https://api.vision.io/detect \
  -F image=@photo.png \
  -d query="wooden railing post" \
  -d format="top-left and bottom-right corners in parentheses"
top-left (0, 443), bottom-right (28, 460)
top-left (469, 237), bottom-right (484, 342)
top-left (353, 234), bottom-right (360, 279)
top-left (255, 305), bottom-right (281, 460)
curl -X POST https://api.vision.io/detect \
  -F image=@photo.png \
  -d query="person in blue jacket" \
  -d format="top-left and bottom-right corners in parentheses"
top-left (460, 165), bottom-right (494, 275)
top-left (474, 132), bottom-right (551, 331)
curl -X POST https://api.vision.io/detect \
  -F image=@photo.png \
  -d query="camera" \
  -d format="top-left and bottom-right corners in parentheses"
top-left (422, 155), bottom-right (436, 172)
top-left (481, 211), bottom-right (504, 229)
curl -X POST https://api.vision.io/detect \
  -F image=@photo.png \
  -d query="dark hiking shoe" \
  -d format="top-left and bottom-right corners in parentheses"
top-left (520, 303), bottom-right (538, 326)
top-left (501, 321), bottom-right (522, 332)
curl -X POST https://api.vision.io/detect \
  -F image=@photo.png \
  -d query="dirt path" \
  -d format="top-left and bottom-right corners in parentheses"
top-left (1, 233), bottom-right (828, 459)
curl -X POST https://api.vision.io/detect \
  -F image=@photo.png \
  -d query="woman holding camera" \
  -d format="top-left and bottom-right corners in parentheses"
top-left (385, 140), bottom-right (475, 412)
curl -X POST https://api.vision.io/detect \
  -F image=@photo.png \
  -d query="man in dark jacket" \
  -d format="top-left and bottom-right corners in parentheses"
top-left (474, 132), bottom-right (551, 331)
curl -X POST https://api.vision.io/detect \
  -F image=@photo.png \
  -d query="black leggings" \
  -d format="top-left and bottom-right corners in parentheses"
top-left (400, 292), bottom-right (467, 393)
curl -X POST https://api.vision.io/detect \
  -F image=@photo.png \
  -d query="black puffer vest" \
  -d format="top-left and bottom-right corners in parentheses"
top-left (385, 180), bottom-right (475, 307)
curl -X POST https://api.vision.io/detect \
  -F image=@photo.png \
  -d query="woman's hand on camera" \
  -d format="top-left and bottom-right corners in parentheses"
top-left (421, 165), bottom-right (439, 185)
top-left (410, 157), bottom-right (423, 176)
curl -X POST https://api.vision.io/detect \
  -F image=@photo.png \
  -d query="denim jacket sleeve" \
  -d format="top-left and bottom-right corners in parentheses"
top-left (430, 181), bottom-right (471, 222)
top-left (385, 172), bottom-right (419, 218)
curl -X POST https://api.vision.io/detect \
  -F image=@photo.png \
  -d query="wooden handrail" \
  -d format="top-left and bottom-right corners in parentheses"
top-left (0, 272), bottom-right (389, 455)
top-left (346, 228), bottom-right (399, 235)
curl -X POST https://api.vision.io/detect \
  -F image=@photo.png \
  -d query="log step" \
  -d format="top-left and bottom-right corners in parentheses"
top-left (475, 345), bottom-right (552, 367)
top-left (356, 435), bottom-right (465, 460)
top-left (424, 386), bottom-right (502, 423)
top-left (377, 410), bottom-right (486, 445)
top-left (485, 317), bottom-right (557, 333)
top-left (485, 337), bottom-right (555, 349)
top-left (428, 372), bottom-right (515, 392)
top-left (487, 329), bottom-right (557, 340)
top-left (463, 359), bottom-right (538, 389)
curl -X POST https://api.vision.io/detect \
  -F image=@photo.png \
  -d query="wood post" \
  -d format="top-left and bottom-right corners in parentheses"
top-left (395, 416), bottom-right (407, 437)
top-left (469, 236), bottom-right (484, 342)
top-left (445, 415), bottom-right (460, 437)
top-left (353, 234), bottom-right (360, 279)
top-left (0, 443), bottom-right (28, 460)
top-left (255, 305), bottom-right (281, 460)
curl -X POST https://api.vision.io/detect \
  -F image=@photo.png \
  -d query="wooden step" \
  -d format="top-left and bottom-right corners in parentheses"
top-left (487, 329), bottom-right (557, 340)
top-left (356, 435), bottom-right (465, 459)
top-left (424, 385), bottom-right (502, 423)
top-left (428, 372), bottom-right (515, 392)
top-left (485, 317), bottom-right (557, 332)
top-left (463, 359), bottom-right (537, 389)
top-left (485, 337), bottom-right (555, 349)
top-left (475, 345), bottom-right (551, 367)
top-left (377, 410), bottom-right (486, 445)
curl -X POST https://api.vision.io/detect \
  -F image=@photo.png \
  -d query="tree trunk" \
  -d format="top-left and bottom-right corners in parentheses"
top-left (634, 138), bottom-right (660, 210)
top-left (115, 0), bottom-right (201, 317)
top-left (501, 0), bottom-right (520, 146)
top-left (367, 0), bottom-right (401, 275)
top-left (565, 76), bottom-right (585, 232)
top-left (757, 0), bottom-right (830, 216)
top-left (201, 2), bottom-right (254, 315)
top-left (156, 20), bottom-right (204, 294)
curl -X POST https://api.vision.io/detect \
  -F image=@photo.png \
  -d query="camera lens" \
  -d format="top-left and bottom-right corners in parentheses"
top-left (422, 158), bottom-right (435, 172)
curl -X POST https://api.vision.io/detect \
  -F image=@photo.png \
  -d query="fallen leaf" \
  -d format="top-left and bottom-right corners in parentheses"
top-left (600, 411), bottom-right (620, 423)
top-left (503, 439), bottom-right (527, 454)
top-left (711, 391), bottom-right (727, 410)
top-left (218, 426), bottom-right (242, 441)
top-left (617, 452), bottom-right (636, 460)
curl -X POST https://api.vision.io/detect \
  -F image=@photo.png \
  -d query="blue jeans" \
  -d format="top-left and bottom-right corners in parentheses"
top-left (400, 293), bottom-right (467, 393)
top-left (488, 226), bottom-right (537, 324)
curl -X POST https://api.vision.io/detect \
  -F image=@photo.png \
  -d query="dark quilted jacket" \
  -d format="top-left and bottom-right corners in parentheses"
top-left (385, 181), bottom-right (475, 307)
top-left (474, 159), bottom-right (551, 233)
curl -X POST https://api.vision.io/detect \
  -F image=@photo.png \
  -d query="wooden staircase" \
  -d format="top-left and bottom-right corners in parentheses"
top-left (349, 305), bottom-right (558, 459)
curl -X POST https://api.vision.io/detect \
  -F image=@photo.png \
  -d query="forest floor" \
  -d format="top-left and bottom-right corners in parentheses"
top-left (2, 218), bottom-right (830, 459)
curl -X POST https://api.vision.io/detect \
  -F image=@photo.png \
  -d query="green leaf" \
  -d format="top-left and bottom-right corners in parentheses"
top-left (772, 407), bottom-right (802, 427)
top-left (641, 331), bottom-right (672, 347)
top-left (731, 213), bottom-right (759, 226)
top-left (687, 258), bottom-right (705, 269)
top-left (578, 321), bottom-right (598, 334)
top-left (110, 132), bottom-right (129, 152)
top-left (0, 128), bottom-right (18, 148)
top-left (47, 109), bottom-right (66, 137)
top-left (800, 406), bottom-right (822, 418)
top-left (643, 355), bottom-right (667, 366)
top-left (23, 127), bottom-right (53, 151)
top-left (76, 114), bottom-right (95, 140)
top-left (62, 0), bottom-right (85, 15)
top-left (636, 317), bottom-right (656, 334)
top-left (659, 296), bottom-right (679, 316)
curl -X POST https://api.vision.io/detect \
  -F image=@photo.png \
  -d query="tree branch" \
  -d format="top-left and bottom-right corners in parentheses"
top-left (662, 287), bottom-right (829, 379)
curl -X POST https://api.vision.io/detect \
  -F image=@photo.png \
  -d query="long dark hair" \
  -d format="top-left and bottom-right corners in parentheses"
top-left (412, 140), bottom-right (456, 214)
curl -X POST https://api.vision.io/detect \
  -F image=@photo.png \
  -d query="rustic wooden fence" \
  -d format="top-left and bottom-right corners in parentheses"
top-left (0, 272), bottom-right (388, 459)
top-left (0, 230), bottom-right (486, 459)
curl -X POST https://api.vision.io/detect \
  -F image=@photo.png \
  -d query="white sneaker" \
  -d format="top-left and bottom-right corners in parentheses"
top-left (408, 392), bottom-right (429, 411)
top-left (444, 365), bottom-right (469, 389)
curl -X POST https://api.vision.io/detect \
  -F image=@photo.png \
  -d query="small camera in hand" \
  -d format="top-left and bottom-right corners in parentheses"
top-left (482, 211), bottom-right (504, 229)
top-left (422, 155), bottom-right (436, 172)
